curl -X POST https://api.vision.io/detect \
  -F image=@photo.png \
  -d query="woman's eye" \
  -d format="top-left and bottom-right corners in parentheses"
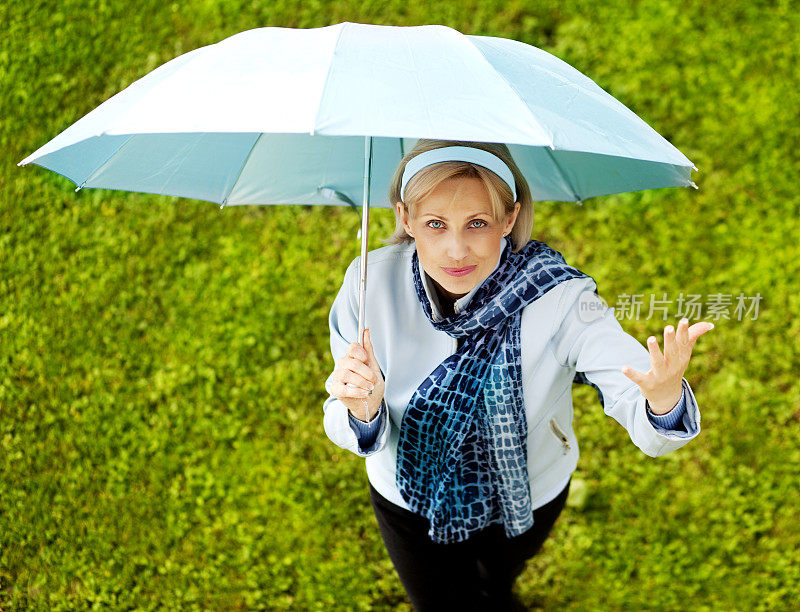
top-left (425, 220), bottom-right (487, 230)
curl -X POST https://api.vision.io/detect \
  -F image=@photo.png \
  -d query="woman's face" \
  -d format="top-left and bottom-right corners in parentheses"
top-left (396, 176), bottom-right (520, 303)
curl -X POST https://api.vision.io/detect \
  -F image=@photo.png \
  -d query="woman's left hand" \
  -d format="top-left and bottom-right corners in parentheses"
top-left (621, 318), bottom-right (714, 414)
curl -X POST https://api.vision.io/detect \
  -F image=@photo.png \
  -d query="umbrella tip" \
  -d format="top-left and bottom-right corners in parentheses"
top-left (689, 181), bottom-right (699, 190)
top-left (692, 164), bottom-right (699, 172)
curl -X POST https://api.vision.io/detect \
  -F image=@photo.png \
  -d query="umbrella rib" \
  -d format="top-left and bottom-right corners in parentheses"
top-left (75, 134), bottom-right (136, 190)
top-left (310, 23), bottom-right (348, 136)
top-left (219, 132), bottom-right (263, 206)
top-left (465, 38), bottom-right (554, 148)
top-left (544, 147), bottom-right (582, 203)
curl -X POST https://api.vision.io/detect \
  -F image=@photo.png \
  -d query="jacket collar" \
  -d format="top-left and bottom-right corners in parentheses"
top-left (418, 237), bottom-right (508, 322)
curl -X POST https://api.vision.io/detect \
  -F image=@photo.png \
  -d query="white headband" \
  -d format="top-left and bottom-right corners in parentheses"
top-left (400, 146), bottom-right (518, 203)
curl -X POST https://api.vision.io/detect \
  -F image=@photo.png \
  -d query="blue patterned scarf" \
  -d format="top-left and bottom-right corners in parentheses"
top-left (396, 238), bottom-right (593, 544)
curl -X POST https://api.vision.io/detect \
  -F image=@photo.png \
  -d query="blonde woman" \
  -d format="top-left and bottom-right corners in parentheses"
top-left (323, 139), bottom-right (711, 611)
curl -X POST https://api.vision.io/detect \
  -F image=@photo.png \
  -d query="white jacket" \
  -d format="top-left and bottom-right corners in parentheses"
top-left (323, 238), bottom-right (701, 512)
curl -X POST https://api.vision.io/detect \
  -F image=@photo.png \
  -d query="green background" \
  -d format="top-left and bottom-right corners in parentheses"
top-left (2, 0), bottom-right (798, 609)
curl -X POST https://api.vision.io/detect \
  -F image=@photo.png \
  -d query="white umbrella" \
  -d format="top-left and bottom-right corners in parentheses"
top-left (18, 20), bottom-right (698, 348)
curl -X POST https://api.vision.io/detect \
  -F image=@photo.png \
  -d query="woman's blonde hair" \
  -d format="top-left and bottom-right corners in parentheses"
top-left (380, 139), bottom-right (534, 253)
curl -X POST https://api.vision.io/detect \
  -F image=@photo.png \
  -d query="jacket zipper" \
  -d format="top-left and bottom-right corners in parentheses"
top-left (549, 418), bottom-right (571, 455)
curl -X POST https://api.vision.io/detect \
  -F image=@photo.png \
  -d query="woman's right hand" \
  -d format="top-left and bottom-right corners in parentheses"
top-left (330, 328), bottom-right (385, 422)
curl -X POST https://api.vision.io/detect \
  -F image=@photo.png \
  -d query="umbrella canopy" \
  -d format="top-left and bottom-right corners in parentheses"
top-left (18, 20), bottom-right (698, 345)
top-left (18, 21), bottom-right (696, 207)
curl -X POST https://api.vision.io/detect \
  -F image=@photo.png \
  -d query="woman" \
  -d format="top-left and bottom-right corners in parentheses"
top-left (322, 139), bottom-right (710, 611)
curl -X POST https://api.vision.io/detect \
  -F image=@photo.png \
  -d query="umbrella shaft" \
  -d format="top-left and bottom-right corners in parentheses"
top-left (357, 136), bottom-right (373, 348)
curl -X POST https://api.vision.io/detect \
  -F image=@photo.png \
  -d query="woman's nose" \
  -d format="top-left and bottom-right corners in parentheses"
top-left (445, 232), bottom-right (471, 262)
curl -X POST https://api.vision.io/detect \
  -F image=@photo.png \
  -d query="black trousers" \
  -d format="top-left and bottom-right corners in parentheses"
top-left (369, 478), bottom-right (571, 612)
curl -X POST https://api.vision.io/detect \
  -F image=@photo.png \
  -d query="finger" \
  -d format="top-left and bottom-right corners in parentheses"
top-left (688, 321), bottom-right (715, 344)
top-left (344, 381), bottom-right (373, 396)
top-left (363, 328), bottom-right (374, 365)
top-left (676, 318), bottom-right (691, 349)
top-left (346, 342), bottom-right (368, 362)
top-left (344, 342), bottom-right (372, 375)
top-left (334, 378), bottom-right (371, 398)
top-left (365, 328), bottom-right (381, 371)
top-left (338, 379), bottom-right (370, 398)
top-left (339, 356), bottom-right (376, 385)
top-left (336, 370), bottom-right (374, 394)
top-left (621, 365), bottom-right (647, 385)
top-left (646, 335), bottom-right (666, 373)
top-left (663, 324), bottom-right (678, 362)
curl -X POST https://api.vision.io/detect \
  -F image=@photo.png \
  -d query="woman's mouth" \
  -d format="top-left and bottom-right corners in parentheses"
top-left (442, 266), bottom-right (477, 277)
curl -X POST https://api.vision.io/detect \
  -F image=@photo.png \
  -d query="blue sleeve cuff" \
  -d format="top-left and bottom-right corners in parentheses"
top-left (646, 383), bottom-right (689, 432)
top-left (348, 399), bottom-right (387, 452)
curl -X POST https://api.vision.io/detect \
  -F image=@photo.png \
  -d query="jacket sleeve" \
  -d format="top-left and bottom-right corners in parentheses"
top-left (646, 390), bottom-right (688, 432)
top-left (550, 276), bottom-right (702, 458)
top-left (348, 399), bottom-right (388, 452)
top-left (322, 256), bottom-right (391, 457)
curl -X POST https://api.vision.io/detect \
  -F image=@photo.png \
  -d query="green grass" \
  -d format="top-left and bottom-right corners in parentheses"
top-left (2, 0), bottom-right (798, 609)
